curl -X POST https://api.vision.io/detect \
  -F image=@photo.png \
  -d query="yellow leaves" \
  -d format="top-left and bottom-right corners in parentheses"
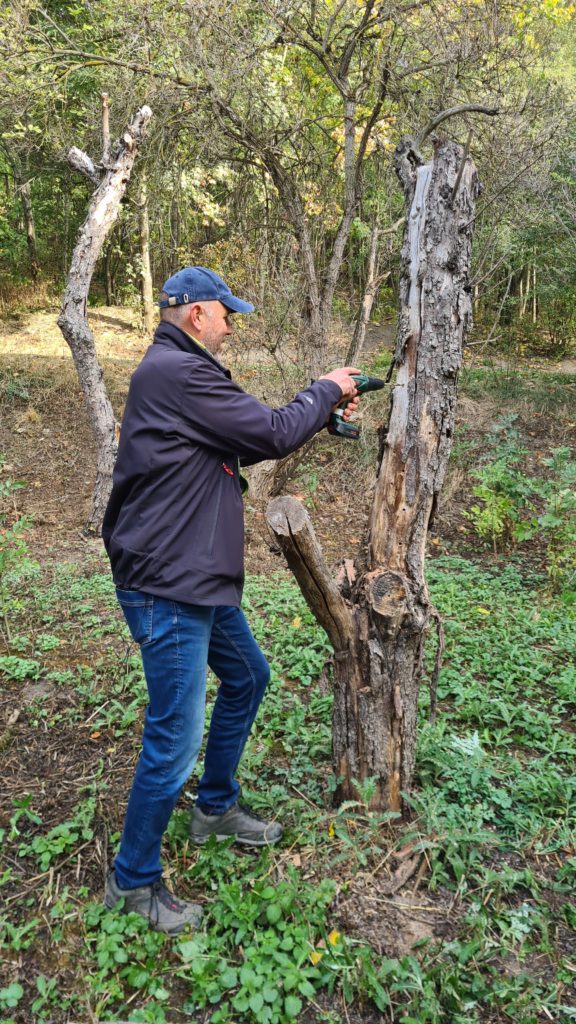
top-left (301, 181), bottom-right (340, 227)
top-left (291, 615), bottom-right (302, 629)
top-left (542, 0), bottom-right (575, 24)
top-left (514, 0), bottom-right (574, 50)
top-left (475, 607), bottom-right (491, 615)
top-left (328, 821), bottom-right (335, 837)
top-left (310, 929), bottom-right (342, 964)
top-left (330, 114), bottom-right (397, 160)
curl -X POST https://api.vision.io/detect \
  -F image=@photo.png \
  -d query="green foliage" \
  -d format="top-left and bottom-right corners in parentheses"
top-left (17, 796), bottom-right (96, 871)
top-left (461, 367), bottom-right (576, 416)
top-left (462, 419), bottom-right (576, 593)
top-left (419, 556), bottom-right (576, 848)
top-left (530, 447), bottom-right (576, 590)
top-left (1, 550), bottom-right (575, 1022)
top-left (244, 575), bottom-right (333, 686)
top-left (2, 0), bottom-right (574, 362)
top-left (0, 458), bottom-right (36, 637)
top-left (0, 982), bottom-right (24, 1010)
top-left (8, 793), bottom-right (42, 839)
top-left (462, 416), bottom-right (532, 543)
top-left (0, 655), bottom-right (41, 680)
top-left (176, 875), bottom-right (337, 1023)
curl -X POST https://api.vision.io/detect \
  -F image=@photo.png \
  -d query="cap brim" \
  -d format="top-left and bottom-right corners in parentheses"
top-left (223, 295), bottom-right (255, 314)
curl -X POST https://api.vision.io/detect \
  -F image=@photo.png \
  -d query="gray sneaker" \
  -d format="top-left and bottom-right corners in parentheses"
top-left (190, 801), bottom-right (283, 847)
top-left (104, 870), bottom-right (203, 936)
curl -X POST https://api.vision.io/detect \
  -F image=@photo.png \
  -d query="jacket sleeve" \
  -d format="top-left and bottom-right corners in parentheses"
top-left (179, 360), bottom-right (342, 460)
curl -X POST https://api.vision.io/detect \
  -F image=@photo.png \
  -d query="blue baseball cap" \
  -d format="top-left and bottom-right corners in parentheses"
top-left (159, 266), bottom-right (254, 313)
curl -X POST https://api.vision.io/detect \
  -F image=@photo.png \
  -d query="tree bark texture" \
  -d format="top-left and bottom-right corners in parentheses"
top-left (57, 105), bottom-right (152, 531)
top-left (267, 138), bottom-right (479, 812)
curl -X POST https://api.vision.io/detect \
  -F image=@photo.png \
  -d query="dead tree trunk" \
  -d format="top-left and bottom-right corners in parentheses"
top-left (267, 137), bottom-right (480, 812)
top-left (57, 100), bottom-right (152, 532)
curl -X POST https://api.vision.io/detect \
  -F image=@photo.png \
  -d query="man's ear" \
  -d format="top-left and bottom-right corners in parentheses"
top-left (188, 303), bottom-right (203, 332)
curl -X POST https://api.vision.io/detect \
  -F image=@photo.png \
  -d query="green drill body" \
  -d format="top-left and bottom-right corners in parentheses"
top-left (327, 373), bottom-right (386, 439)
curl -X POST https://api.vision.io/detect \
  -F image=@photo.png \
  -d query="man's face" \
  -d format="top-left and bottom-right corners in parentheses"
top-left (195, 301), bottom-right (234, 354)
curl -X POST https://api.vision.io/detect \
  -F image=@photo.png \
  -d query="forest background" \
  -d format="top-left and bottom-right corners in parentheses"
top-left (0, 2), bottom-right (575, 1024)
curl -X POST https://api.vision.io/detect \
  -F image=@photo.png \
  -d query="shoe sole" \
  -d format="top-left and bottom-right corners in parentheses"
top-left (190, 831), bottom-right (282, 847)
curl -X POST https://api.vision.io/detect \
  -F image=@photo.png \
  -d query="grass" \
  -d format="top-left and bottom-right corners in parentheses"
top-left (1, 550), bottom-right (575, 1023)
top-left (460, 365), bottom-right (576, 419)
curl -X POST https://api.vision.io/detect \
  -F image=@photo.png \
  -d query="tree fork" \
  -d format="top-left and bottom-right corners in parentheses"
top-left (267, 136), bottom-right (480, 812)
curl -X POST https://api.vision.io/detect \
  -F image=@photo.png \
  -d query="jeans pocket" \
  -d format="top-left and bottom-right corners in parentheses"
top-left (116, 589), bottom-right (154, 646)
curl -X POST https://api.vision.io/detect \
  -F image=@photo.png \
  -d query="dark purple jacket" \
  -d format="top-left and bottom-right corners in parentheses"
top-left (102, 322), bottom-right (341, 606)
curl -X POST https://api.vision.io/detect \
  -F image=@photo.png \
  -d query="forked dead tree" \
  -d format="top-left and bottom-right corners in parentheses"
top-left (266, 136), bottom-right (480, 812)
top-left (58, 97), bottom-right (152, 530)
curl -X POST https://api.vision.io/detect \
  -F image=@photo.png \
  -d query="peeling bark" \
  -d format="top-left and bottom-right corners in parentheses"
top-left (267, 137), bottom-right (480, 812)
top-left (58, 104), bottom-right (152, 531)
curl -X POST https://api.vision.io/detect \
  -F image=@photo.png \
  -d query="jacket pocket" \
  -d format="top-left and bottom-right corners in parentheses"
top-left (116, 588), bottom-right (154, 645)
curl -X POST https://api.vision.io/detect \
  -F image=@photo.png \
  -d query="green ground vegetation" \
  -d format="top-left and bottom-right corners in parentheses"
top-left (0, 417), bottom-right (575, 1021)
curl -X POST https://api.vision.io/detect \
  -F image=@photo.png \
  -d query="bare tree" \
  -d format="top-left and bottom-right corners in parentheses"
top-left (58, 99), bottom-right (152, 530)
top-left (267, 133), bottom-right (480, 811)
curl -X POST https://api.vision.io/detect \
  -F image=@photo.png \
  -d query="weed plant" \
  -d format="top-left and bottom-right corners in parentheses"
top-left (0, 553), bottom-right (575, 1022)
top-left (452, 416), bottom-right (576, 597)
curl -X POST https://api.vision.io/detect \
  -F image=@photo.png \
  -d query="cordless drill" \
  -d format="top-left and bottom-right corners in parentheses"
top-left (328, 373), bottom-right (386, 439)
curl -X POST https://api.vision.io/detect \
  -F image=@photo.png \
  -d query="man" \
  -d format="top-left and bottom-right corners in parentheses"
top-left (102, 266), bottom-right (360, 935)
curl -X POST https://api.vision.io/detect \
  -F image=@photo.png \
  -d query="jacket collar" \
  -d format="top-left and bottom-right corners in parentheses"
top-left (153, 321), bottom-right (231, 376)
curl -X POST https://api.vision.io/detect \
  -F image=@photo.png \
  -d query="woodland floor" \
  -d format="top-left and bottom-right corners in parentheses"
top-left (0, 305), bottom-right (575, 1024)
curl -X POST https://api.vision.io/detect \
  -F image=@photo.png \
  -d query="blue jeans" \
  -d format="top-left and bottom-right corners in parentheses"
top-left (114, 590), bottom-right (270, 889)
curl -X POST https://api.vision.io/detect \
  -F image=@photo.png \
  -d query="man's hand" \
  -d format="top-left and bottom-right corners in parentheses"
top-left (319, 366), bottom-right (361, 420)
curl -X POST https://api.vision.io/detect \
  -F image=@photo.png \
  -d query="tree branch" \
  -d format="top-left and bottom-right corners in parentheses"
top-left (25, 46), bottom-right (206, 91)
top-left (67, 146), bottom-right (101, 185)
top-left (266, 497), bottom-right (353, 652)
top-left (101, 92), bottom-right (111, 166)
top-left (417, 104), bottom-right (499, 147)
